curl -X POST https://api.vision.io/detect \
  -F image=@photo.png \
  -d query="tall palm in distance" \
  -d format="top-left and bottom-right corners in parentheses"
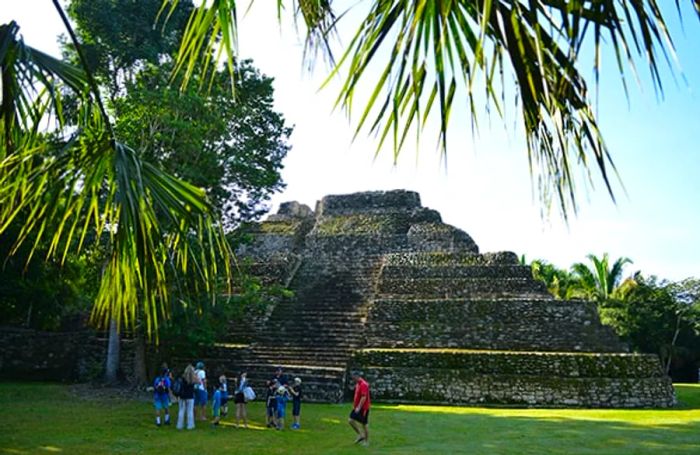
top-left (569, 253), bottom-right (636, 302)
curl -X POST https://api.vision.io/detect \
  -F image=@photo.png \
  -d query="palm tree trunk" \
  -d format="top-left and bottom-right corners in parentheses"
top-left (665, 313), bottom-right (682, 375)
top-left (105, 318), bottom-right (120, 383)
top-left (132, 327), bottom-right (148, 386)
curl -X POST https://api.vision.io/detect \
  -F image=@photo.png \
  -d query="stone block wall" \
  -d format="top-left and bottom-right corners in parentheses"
top-left (352, 350), bottom-right (675, 407)
top-left (364, 298), bottom-right (627, 352)
top-left (0, 327), bottom-right (136, 382)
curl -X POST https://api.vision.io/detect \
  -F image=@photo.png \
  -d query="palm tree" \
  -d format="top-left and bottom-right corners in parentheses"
top-left (569, 253), bottom-right (635, 302)
top-left (168, 0), bottom-right (700, 217)
top-left (0, 8), bottom-right (231, 339)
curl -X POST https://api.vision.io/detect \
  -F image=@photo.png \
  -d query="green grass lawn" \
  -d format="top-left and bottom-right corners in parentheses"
top-left (1, 383), bottom-right (699, 454)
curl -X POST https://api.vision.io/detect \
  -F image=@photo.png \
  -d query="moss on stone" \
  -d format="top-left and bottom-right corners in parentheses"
top-left (257, 220), bottom-right (302, 234)
top-left (314, 214), bottom-right (411, 236)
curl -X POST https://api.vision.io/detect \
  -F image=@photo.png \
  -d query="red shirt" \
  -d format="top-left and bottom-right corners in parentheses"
top-left (353, 378), bottom-right (371, 414)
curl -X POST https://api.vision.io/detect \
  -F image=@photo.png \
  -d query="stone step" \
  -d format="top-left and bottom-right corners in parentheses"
top-left (249, 350), bottom-right (351, 361)
top-left (256, 328), bottom-right (364, 346)
top-left (260, 324), bottom-right (364, 334)
top-left (251, 340), bottom-right (362, 350)
top-left (366, 298), bottom-right (589, 323)
top-left (376, 277), bottom-right (549, 297)
top-left (380, 264), bottom-right (533, 280)
top-left (381, 251), bottom-right (519, 267)
top-left (268, 312), bottom-right (364, 321)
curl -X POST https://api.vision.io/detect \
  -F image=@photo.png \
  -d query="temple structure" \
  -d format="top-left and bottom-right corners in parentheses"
top-left (202, 190), bottom-right (674, 407)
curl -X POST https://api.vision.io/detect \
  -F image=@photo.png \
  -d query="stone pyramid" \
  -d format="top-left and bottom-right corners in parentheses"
top-left (214, 190), bottom-right (674, 407)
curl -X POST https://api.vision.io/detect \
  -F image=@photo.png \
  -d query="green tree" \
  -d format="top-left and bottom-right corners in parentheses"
top-left (0, 6), bottom-right (231, 340)
top-left (602, 275), bottom-right (700, 379)
top-left (61, 0), bottom-right (291, 382)
top-left (113, 61), bottom-right (291, 227)
top-left (530, 259), bottom-right (575, 300)
top-left (65, 0), bottom-right (193, 100)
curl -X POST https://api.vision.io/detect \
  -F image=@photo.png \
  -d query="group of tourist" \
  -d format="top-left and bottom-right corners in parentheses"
top-left (151, 363), bottom-right (371, 445)
top-left (151, 363), bottom-right (302, 431)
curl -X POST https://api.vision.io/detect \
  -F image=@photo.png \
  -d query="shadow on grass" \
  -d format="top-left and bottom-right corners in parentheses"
top-left (1, 382), bottom-right (699, 454)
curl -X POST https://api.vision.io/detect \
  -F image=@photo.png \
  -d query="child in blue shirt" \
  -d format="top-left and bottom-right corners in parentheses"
top-left (211, 380), bottom-right (224, 427)
top-left (153, 368), bottom-right (171, 426)
top-left (275, 385), bottom-right (290, 430)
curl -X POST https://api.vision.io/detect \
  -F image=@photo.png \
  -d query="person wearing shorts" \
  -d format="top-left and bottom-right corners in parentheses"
top-left (289, 377), bottom-right (302, 429)
top-left (194, 361), bottom-right (208, 421)
top-left (211, 383), bottom-right (223, 427)
top-left (265, 380), bottom-right (278, 428)
top-left (152, 368), bottom-right (171, 426)
top-left (348, 370), bottom-right (371, 446)
top-left (234, 371), bottom-right (249, 428)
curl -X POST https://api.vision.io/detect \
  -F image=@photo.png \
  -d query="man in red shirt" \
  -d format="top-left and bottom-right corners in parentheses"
top-left (348, 370), bottom-right (371, 446)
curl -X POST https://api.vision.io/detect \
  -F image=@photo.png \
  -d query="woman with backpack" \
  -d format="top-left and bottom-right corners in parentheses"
top-left (176, 364), bottom-right (197, 430)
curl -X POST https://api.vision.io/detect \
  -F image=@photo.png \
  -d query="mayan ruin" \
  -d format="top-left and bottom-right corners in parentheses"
top-left (199, 190), bottom-right (676, 408)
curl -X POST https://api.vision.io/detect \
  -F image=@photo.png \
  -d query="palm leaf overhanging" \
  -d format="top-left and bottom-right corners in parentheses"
top-left (169, 0), bottom-right (700, 217)
top-left (0, 10), bottom-right (232, 338)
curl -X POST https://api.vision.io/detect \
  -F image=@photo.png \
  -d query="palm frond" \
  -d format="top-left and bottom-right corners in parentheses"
top-left (1, 19), bottom-right (232, 338)
top-left (1, 21), bottom-right (88, 153)
top-left (295, 0), bottom-right (337, 67)
top-left (161, 0), bottom-right (239, 92)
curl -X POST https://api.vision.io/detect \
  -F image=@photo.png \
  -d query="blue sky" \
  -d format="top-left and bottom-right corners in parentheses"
top-left (2, 1), bottom-right (698, 280)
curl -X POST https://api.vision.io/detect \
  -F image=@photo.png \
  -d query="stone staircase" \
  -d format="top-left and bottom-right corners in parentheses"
top-left (209, 258), bottom-right (377, 402)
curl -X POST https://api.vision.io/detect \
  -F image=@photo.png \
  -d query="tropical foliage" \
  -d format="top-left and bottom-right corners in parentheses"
top-left (569, 253), bottom-right (636, 302)
top-left (167, 0), bottom-right (700, 217)
top-left (529, 254), bottom-right (700, 380)
top-left (3, 0), bottom-right (700, 337)
top-left (0, 5), bottom-right (231, 338)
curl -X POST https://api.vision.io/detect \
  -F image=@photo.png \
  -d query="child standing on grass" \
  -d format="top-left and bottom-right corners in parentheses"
top-left (219, 375), bottom-right (229, 418)
top-left (211, 381), bottom-right (224, 427)
top-left (289, 377), bottom-right (303, 429)
top-left (276, 385), bottom-right (290, 430)
top-left (265, 380), bottom-right (278, 428)
top-left (153, 368), bottom-right (171, 426)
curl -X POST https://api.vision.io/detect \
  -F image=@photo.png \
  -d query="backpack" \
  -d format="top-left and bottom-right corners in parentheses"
top-left (155, 376), bottom-right (168, 394)
top-left (243, 386), bottom-right (256, 402)
top-left (171, 377), bottom-right (184, 397)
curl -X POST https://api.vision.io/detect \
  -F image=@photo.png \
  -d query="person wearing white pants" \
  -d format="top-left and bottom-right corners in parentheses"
top-left (176, 364), bottom-right (197, 430)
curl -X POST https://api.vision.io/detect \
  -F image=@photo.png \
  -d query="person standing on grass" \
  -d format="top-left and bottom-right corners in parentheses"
top-left (234, 371), bottom-right (249, 428)
top-left (177, 365), bottom-right (197, 430)
top-left (348, 370), bottom-right (371, 446)
top-left (275, 384), bottom-right (290, 430)
top-left (289, 377), bottom-right (303, 429)
top-left (194, 361), bottom-right (208, 421)
top-left (218, 374), bottom-right (229, 418)
top-left (211, 380), bottom-right (224, 427)
top-left (153, 367), bottom-right (172, 426)
top-left (265, 380), bottom-right (278, 428)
